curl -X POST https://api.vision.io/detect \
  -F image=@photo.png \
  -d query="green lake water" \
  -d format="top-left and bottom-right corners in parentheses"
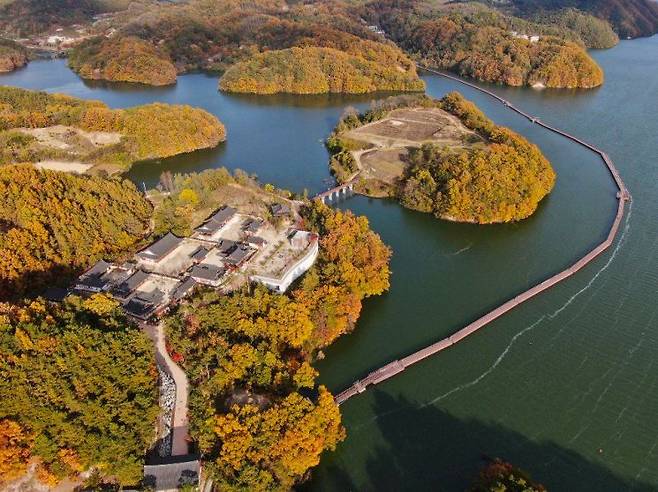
top-left (2, 37), bottom-right (656, 490)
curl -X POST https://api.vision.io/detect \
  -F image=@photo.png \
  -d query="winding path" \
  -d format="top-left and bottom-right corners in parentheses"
top-left (145, 323), bottom-right (190, 456)
top-left (334, 67), bottom-right (631, 405)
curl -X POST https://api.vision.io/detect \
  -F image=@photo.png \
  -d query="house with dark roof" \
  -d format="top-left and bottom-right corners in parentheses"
top-left (242, 218), bottom-right (262, 235)
top-left (270, 203), bottom-right (291, 217)
top-left (171, 277), bottom-right (197, 302)
top-left (124, 296), bottom-right (157, 320)
top-left (111, 270), bottom-right (150, 300)
top-left (225, 244), bottom-right (255, 266)
top-left (246, 236), bottom-right (267, 249)
top-left (194, 206), bottom-right (237, 238)
top-left (190, 264), bottom-right (226, 287)
top-left (137, 233), bottom-right (184, 265)
top-left (74, 260), bottom-right (113, 293)
top-left (189, 246), bottom-right (209, 263)
top-left (216, 239), bottom-right (237, 256)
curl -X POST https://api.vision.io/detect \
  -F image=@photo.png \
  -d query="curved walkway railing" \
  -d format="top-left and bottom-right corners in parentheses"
top-left (335, 67), bottom-right (631, 405)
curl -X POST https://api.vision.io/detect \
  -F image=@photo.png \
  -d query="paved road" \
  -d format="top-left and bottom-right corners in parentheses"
top-left (145, 323), bottom-right (190, 456)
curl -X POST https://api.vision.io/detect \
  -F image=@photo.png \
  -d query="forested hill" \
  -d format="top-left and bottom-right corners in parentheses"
top-left (363, 1), bottom-right (604, 89)
top-left (0, 0), bottom-right (100, 37)
top-left (509, 0), bottom-right (658, 38)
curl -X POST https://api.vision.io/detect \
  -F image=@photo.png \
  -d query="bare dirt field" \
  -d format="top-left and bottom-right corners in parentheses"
top-left (340, 107), bottom-right (484, 196)
top-left (20, 125), bottom-right (122, 151)
top-left (346, 107), bottom-right (478, 147)
top-left (35, 160), bottom-right (93, 173)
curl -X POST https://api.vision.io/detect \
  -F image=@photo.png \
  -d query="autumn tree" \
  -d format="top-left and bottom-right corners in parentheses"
top-left (0, 297), bottom-right (158, 486)
top-left (0, 165), bottom-right (152, 299)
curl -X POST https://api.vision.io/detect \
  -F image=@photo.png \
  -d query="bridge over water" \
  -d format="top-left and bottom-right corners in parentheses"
top-left (334, 67), bottom-right (631, 405)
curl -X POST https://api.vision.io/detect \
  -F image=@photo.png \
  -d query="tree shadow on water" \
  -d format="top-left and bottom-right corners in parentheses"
top-left (308, 391), bottom-right (657, 492)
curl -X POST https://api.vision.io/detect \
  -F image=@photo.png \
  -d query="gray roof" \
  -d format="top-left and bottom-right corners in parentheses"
top-left (124, 297), bottom-right (156, 319)
top-left (243, 218), bottom-right (262, 234)
top-left (190, 264), bottom-right (225, 282)
top-left (226, 244), bottom-right (253, 265)
top-left (137, 233), bottom-right (183, 262)
top-left (83, 260), bottom-right (111, 277)
top-left (111, 270), bottom-right (149, 298)
top-left (144, 460), bottom-right (200, 491)
top-left (137, 288), bottom-right (165, 305)
top-left (76, 260), bottom-right (113, 290)
top-left (172, 277), bottom-right (197, 301)
top-left (271, 203), bottom-right (291, 216)
top-left (216, 239), bottom-right (237, 255)
top-left (246, 236), bottom-right (267, 246)
top-left (190, 246), bottom-right (209, 262)
top-left (195, 206), bottom-right (236, 234)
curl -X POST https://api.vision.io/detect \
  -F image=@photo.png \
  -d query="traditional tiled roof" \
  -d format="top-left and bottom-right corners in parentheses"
top-left (195, 206), bottom-right (237, 235)
top-left (172, 277), bottom-right (197, 301)
top-left (226, 244), bottom-right (253, 265)
top-left (190, 264), bottom-right (225, 282)
top-left (137, 233), bottom-right (183, 262)
top-left (111, 270), bottom-right (149, 299)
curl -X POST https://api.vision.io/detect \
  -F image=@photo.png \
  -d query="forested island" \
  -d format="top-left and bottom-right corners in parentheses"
top-left (219, 46), bottom-right (424, 95)
top-left (0, 86), bottom-right (225, 173)
top-left (0, 164), bottom-right (392, 489)
top-left (68, 36), bottom-right (177, 86)
top-left (328, 92), bottom-right (555, 223)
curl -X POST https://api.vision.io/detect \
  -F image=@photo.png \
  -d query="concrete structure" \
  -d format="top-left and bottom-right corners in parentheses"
top-left (250, 232), bottom-right (319, 293)
top-left (315, 181), bottom-right (355, 203)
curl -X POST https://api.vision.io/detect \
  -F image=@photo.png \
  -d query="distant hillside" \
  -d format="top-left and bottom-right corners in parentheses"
top-left (0, 38), bottom-right (28, 72)
top-left (363, 2), bottom-right (604, 89)
top-left (0, 0), bottom-right (100, 37)
top-left (511, 0), bottom-right (658, 38)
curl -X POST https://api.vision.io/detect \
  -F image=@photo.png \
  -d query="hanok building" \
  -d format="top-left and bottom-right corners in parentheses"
top-left (245, 236), bottom-right (267, 249)
top-left (270, 203), bottom-right (291, 218)
top-left (111, 269), bottom-right (150, 301)
top-left (74, 260), bottom-right (113, 293)
top-left (242, 218), bottom-right (262, 236)
top-left (171, 277), bottom-right (197, 302)
top-left (136, 233), bottom-right (184, 268)
top-left (224, 243), bottom-right (255, 267)
top-left (193, 206), bottom-right (237, 241)
top-left (189, 263), bottom-right (226, 287)
top-left (124, 290), bottom-right (165, 320)
top-left (74, 260), bottom-right (133, 294)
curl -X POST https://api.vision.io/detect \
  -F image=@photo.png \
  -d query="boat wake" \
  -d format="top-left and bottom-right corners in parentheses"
top-left (351, 201), bottom-right (633, 432)
top-left (447, 243), bottom-right (473, 256)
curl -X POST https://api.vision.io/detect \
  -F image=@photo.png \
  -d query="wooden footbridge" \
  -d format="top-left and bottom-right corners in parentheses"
top-left (334, 66), bottom-right (631, 405)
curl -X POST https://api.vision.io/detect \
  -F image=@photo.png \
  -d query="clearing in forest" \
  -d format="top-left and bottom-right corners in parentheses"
top-left (342, 107), bottom-right (484, 195)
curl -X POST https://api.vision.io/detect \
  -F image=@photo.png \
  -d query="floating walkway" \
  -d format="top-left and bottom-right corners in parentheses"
top-left (334, 67), bottom-right (631, 405)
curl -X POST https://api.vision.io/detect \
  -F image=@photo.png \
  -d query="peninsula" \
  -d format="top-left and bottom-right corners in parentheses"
top-left (0, 86), bottom-right (225, 174)
top-left (0, 166), bottom-right (392, 490)
top-left (327, 92), bottom-right (556, 223)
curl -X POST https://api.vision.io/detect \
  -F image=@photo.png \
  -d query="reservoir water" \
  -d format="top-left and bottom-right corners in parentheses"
top-left (2, 37), bottom-right (656, 490)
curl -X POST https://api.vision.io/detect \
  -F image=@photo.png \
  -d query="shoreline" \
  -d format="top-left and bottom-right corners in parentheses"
top-left (334, 66), bottom-right (630, 405)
